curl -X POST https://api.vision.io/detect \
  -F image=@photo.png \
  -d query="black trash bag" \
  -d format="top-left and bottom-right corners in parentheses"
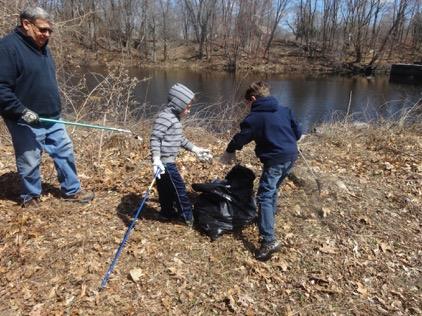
top-left (192, 165), bottom-right (257, 240)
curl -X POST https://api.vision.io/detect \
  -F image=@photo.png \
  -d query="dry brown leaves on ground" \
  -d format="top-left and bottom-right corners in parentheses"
top-left (0, 122), bottom-right (421, 315)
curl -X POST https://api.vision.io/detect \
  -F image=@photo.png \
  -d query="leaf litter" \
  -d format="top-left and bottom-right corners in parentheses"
top-left (0, 121), bottom-right (421, 314)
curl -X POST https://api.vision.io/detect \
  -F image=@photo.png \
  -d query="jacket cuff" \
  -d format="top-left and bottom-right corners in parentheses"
top-left (10, 104), bottom-right (27, 117)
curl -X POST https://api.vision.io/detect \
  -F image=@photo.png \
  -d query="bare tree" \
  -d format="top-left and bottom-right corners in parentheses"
top-left (183, 0), bottom-right (218, 58)
top-left (158, 0), bottom-right (171, 61)
top-left (4, 0), bottom-right (420, 69)
top-left (410, 10), bottom-right (422, 51)
top-left (368, 0), bottom-right (411, 66)
top-left (294, 0), bottom-right (318, 56)
top-left (263, 0), bottom-right (288, 58)
top-left (320, 0), bottom-right (340, 55)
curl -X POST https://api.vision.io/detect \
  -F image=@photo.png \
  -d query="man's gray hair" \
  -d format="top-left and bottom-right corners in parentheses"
top-left (19, 7), bottom-right (51, 23)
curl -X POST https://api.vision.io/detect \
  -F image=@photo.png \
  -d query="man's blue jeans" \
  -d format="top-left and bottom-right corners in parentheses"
top-left (4, 119), bottom-right (80, 203)
top-left (257, 161), bottom-right (293, 243)
top-left (156, 162), bottom-right (193, 221)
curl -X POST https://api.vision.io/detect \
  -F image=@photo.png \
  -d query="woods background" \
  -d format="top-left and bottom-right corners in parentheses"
top-left (0, 0), bottom-right (421, 73)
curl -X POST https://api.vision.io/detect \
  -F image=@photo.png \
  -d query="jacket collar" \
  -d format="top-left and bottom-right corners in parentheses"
top-left (251, 96), bottom-right (279, 113)
top-left (15, 27), bottom-right (48, 54)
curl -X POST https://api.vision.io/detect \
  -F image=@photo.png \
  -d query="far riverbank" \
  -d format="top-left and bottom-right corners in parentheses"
top-left (67, 66), bottom-right (422, 133)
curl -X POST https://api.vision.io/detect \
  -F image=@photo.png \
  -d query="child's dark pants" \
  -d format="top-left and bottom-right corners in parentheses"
top-left (156, 162), bottom-right (193, 221)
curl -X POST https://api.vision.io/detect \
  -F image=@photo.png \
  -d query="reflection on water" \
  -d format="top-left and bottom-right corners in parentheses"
top-left (83, 67), bottom-right (421, 132)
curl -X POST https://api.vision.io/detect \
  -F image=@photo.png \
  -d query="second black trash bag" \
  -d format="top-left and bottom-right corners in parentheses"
top-left (192, 165), bottom-right (257, 240)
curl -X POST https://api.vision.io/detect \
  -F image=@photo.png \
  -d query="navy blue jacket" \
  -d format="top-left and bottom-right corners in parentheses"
top-left (0, 28), bottom-right (61, 119)
top-left (226, 96), bottom-right (302, 166)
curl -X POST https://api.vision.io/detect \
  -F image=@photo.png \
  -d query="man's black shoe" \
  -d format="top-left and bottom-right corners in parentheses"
top-left (255, 240), bottom-right (281, 261)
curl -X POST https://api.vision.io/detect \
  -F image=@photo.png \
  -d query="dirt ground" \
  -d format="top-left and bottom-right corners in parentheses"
top-left (0, 120), bottom-right (420, 315)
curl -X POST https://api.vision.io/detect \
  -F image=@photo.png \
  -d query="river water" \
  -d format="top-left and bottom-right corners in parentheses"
top-left (85, 67), bottom-right (421, 132)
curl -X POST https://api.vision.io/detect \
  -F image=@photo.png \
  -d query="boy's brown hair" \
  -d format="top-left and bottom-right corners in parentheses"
top-left (244, 81), bottom-right (271, 101)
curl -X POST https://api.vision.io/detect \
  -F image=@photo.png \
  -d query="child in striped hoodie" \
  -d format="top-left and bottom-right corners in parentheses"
top-left (150, 83), bottom-right (211, 226)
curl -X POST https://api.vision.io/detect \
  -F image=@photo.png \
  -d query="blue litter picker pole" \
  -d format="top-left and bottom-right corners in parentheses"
top-left (39, 117), bottom-right (132, 134)
top-left (100, 170), bottom-right (160, 290)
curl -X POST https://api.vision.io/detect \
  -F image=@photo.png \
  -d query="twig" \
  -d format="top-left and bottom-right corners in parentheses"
top-left (345, 90), bottom-right (352, 123)
top-left (298, 148), bottom-right (322, 193)
top-left (98, 113), bottom-right (107, 164)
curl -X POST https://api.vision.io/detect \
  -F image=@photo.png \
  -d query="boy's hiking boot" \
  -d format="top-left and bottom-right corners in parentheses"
top-left (255, 240), bottom-right (281, 261)
top-left (21, 197), bottom-right (40, 209)
top-left (63, 189), bottom-right (95, 204)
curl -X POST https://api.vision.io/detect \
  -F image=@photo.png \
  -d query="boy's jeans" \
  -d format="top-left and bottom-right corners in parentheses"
top-left (156, 162), bottom-right (193, 221)
top-left (257, 160), bottom-right (293, 244)
top-left (4, 119), bottom-right (81, 203)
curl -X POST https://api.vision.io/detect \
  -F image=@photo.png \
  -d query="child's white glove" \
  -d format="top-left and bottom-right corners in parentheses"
top-left (192, 146), bottom-right (213, 162)
top-left (152, 157), bottom-right (165, 179)
top-left (219, 151), bottom-right (236, 165)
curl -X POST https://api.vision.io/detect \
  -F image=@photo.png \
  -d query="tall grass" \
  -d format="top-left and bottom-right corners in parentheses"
top-left (327, 97), bottom-right (422, 129)
top-left (184, 100), bottom-right (248, 135)
top-left (58, 66), bottom-right (144, 125)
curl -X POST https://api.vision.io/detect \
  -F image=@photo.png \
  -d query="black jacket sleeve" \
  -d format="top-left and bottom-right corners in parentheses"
top-left (0, 46), bottom-right (26, 118)
top-left (226, 120), bottom-right (254, 153)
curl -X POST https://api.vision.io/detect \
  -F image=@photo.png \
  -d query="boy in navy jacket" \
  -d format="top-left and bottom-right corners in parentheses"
top-left (220, 81), bottom-right (302, 261)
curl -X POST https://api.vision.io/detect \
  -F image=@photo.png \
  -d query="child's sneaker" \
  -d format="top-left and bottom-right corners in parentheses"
top-left (182, 211), bottom-right (194, 227)
top-left (185, 218), bottom-right (194, 227)
top-left (255, 240), bottom-right (281, 261)
top-left (21, 197), bottom-right (40, 209)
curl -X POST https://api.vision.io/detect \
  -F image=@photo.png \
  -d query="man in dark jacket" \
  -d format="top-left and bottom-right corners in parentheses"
top-left (220, 81), bottom-right (302, 261)
top-left (0, 7), bottom-right (94, 207)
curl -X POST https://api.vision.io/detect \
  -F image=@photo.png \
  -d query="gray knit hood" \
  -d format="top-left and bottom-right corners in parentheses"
top-left (167, 83), bottom-right (195, 114)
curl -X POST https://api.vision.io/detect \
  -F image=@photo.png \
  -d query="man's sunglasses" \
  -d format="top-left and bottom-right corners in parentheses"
top-left (30, 21), bottom-right (53, 34)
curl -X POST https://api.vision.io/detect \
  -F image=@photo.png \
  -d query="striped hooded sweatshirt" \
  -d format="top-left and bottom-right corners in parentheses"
top-left (150, 83), bottom-right (195, 163)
